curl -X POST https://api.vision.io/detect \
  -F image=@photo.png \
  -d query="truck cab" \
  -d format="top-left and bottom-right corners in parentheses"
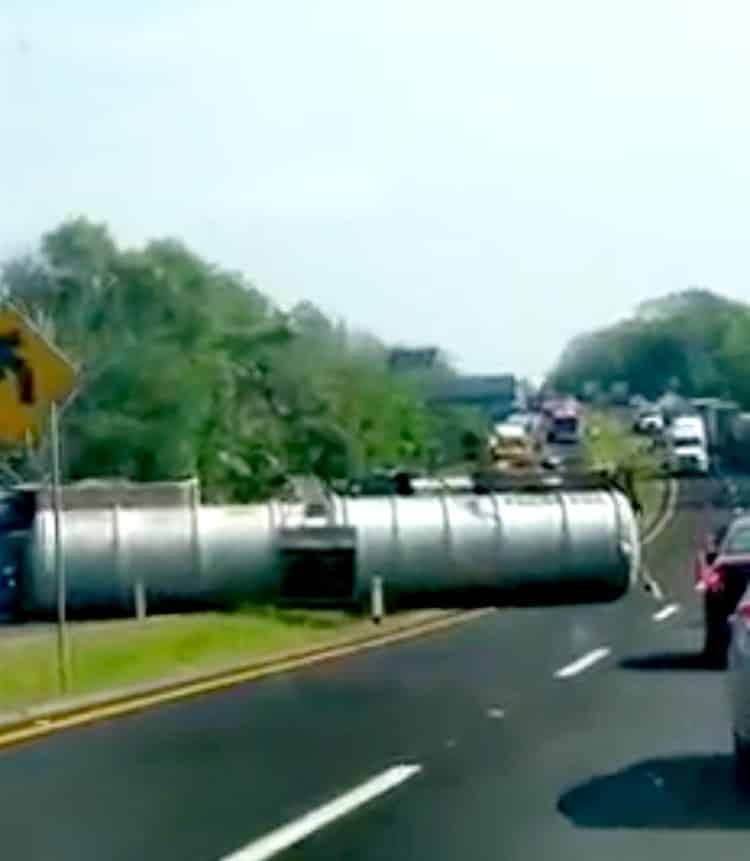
top-left (490, 423), bottom-right (536, 470)
top-left (667, 415), bottom-right (709, 475)
top-left (547, 402), bottom-right (582, 444)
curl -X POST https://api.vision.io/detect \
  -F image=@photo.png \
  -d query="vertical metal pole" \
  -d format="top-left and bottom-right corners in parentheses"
top-left (50, 402), bottom-right (70, 693)
top-left (190, 477), bottom-right (203, 582)
top-left (134, 579), bottom-right (147, 621)
top-left (371, 575), bottom-right (384, 625)
top-left (24, 430), bottom-right (34, 474)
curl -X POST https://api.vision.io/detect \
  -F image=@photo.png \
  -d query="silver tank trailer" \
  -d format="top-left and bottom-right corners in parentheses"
top-left (330, 488), bottom-right (638, 605)
top-left (22, 501), bottom-right (294, 616)
top-left (22, 489), bottom-right (639, 616)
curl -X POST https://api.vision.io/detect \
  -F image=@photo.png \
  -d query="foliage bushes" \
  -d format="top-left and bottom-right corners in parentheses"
top-left (2, 219), bottom-right (482, 499)
top-left (550, 288), bottom-right (750, 405)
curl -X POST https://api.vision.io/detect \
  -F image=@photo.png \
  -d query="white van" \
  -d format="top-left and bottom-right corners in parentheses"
top-left (667, 415), bottom-right (709, 475)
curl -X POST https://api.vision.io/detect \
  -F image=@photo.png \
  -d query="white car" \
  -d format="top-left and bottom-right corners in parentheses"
top-left (505, 412), bottom-right (540, 435)
top-left (728, 584), bottom-right (750, 781)
top-left (665, 416), bottom-right (710, 475)
top-left (635, 411), bottom-right (664, 435)
top-left (667, 442), bottom-right (710, 475)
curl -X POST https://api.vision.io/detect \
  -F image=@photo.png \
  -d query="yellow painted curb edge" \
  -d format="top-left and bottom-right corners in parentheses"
top-left (0, 608), bottom-right (492, 750)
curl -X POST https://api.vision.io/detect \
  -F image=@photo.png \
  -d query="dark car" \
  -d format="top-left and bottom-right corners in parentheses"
top-left (696, 514), bottom-right (750, 666)
top-left (728, 583), bottom-right (750, 780)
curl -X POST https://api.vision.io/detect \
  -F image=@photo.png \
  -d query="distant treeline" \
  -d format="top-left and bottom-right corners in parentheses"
top-left (1, 219), bottom-right (484, 500)
top-left (549, 289), bottom-right (750, 407)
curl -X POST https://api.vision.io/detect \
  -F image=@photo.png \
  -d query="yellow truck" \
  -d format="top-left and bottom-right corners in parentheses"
top-left (489, 423), bottom-right (537, 470)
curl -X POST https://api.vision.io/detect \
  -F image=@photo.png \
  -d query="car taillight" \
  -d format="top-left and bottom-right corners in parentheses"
top-left (696, 564), bottom-right (725, 593)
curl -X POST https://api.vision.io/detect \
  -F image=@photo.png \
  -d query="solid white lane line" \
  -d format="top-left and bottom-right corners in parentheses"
top-left (554, 647), bottom-right (611, 679)
top-left (642, 478), bottom-right (679, 546)
top-left (220, 764), bottom-right (422, 861)
top-left (652, 603), bottom-right (680, 622)
top-left (641, 571), bottom-right (664, 602)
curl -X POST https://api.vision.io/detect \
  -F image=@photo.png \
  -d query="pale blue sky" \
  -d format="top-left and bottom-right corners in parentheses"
top-left (4, 1), bottom-right (750, 377)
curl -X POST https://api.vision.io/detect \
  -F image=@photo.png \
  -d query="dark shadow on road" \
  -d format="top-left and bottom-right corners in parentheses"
top-left (619, 651), bottom-right (722, 671)
top-left (558, 755), bottom-right (750, 829)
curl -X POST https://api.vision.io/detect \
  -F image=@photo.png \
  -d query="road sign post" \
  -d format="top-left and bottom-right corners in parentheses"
top-left (50, 401), bottom-right (71, 692)
top-left (0, 307), bottom-right (76, 692)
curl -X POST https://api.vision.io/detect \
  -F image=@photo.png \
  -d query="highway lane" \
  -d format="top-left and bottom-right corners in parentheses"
top-left (0, 594), bottom-right (667, 860)
top-left (0, 474), bottom-right (742, 860)
top-left (297, 479), bottom-right (730, 860)
top-left (545, 440), bottom-right (583, 470)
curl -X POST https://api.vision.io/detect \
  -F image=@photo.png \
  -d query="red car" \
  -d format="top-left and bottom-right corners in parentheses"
top-left (696, 514), bottom-right (750, 666)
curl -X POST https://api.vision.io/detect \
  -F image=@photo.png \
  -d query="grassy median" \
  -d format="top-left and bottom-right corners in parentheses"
top-left (0, 607), bottom-right (380, 712)
top-left (583, 411), bottom-right (666, 531)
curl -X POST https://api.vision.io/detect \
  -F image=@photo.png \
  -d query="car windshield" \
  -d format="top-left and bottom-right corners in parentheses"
top-left (724, 524), bottom-right (750, 555)
top-left (675, 437), bottom-right (702, 448)
top-left (496, 436), bottom-right (526, 449)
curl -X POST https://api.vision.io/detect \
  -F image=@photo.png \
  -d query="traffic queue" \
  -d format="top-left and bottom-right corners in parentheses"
top-left (631, 394), bottom-right (750, 779)
top-left (693, 510), bottom-right (750, 778)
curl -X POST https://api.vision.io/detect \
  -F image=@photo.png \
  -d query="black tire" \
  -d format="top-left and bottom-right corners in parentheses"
top-left (703, 632), bottom-right (730, 667)
top-left (703, 640), bottom-right (729, 669)
top-left (734, 733), bottom-right (750, 790)
top-left (703, 595), bottom-right (730, 668)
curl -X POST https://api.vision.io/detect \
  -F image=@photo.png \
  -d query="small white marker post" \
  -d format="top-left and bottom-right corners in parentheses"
top-left (134, 578), bottom-right (147, 621)
top-left (371, 576), bottom-right (384, 625)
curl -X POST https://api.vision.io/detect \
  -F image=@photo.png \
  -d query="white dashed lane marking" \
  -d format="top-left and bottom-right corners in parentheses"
top-left (220, 764), bottom-right (422, 861)
top-left (652, 603), bottom-right (680, 622)
top-left (554, 647), bottom-right (612, 679)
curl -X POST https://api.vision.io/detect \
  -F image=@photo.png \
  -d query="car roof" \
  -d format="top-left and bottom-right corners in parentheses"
top-left (720, 515), bottom-right (750, 546)
top-left (493, 425), bottom-right (526, 439)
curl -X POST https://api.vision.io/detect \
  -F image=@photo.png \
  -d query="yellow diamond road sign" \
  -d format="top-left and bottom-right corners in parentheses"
top-left (0, 306), bottom-right (76, 443)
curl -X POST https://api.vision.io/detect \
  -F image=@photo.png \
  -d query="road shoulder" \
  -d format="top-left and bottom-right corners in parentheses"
top-left (0, 608), bottom-right (489, 748)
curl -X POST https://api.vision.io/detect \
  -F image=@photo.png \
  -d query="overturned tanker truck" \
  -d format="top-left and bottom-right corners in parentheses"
top-left (4, 470), bottom-right (640, 619)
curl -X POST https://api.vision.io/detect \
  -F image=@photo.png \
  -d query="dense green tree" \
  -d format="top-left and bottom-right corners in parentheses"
top-left (550, 288), bottom-right (750, 407)
top-left (0, 218), bottom-right (479, 499)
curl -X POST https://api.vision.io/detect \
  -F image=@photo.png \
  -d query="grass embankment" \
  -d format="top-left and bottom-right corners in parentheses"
top-left (0, 607), bottom-right (382, 712)
top-left (583, 412), bottom-right (666, 531)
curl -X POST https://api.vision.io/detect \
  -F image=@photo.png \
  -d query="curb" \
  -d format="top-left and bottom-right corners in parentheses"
top-left (0, 608), bottom-right (492, 750)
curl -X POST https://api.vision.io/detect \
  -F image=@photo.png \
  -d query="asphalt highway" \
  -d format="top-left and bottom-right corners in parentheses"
top-left (0, 474), bottom-right (747, 860)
